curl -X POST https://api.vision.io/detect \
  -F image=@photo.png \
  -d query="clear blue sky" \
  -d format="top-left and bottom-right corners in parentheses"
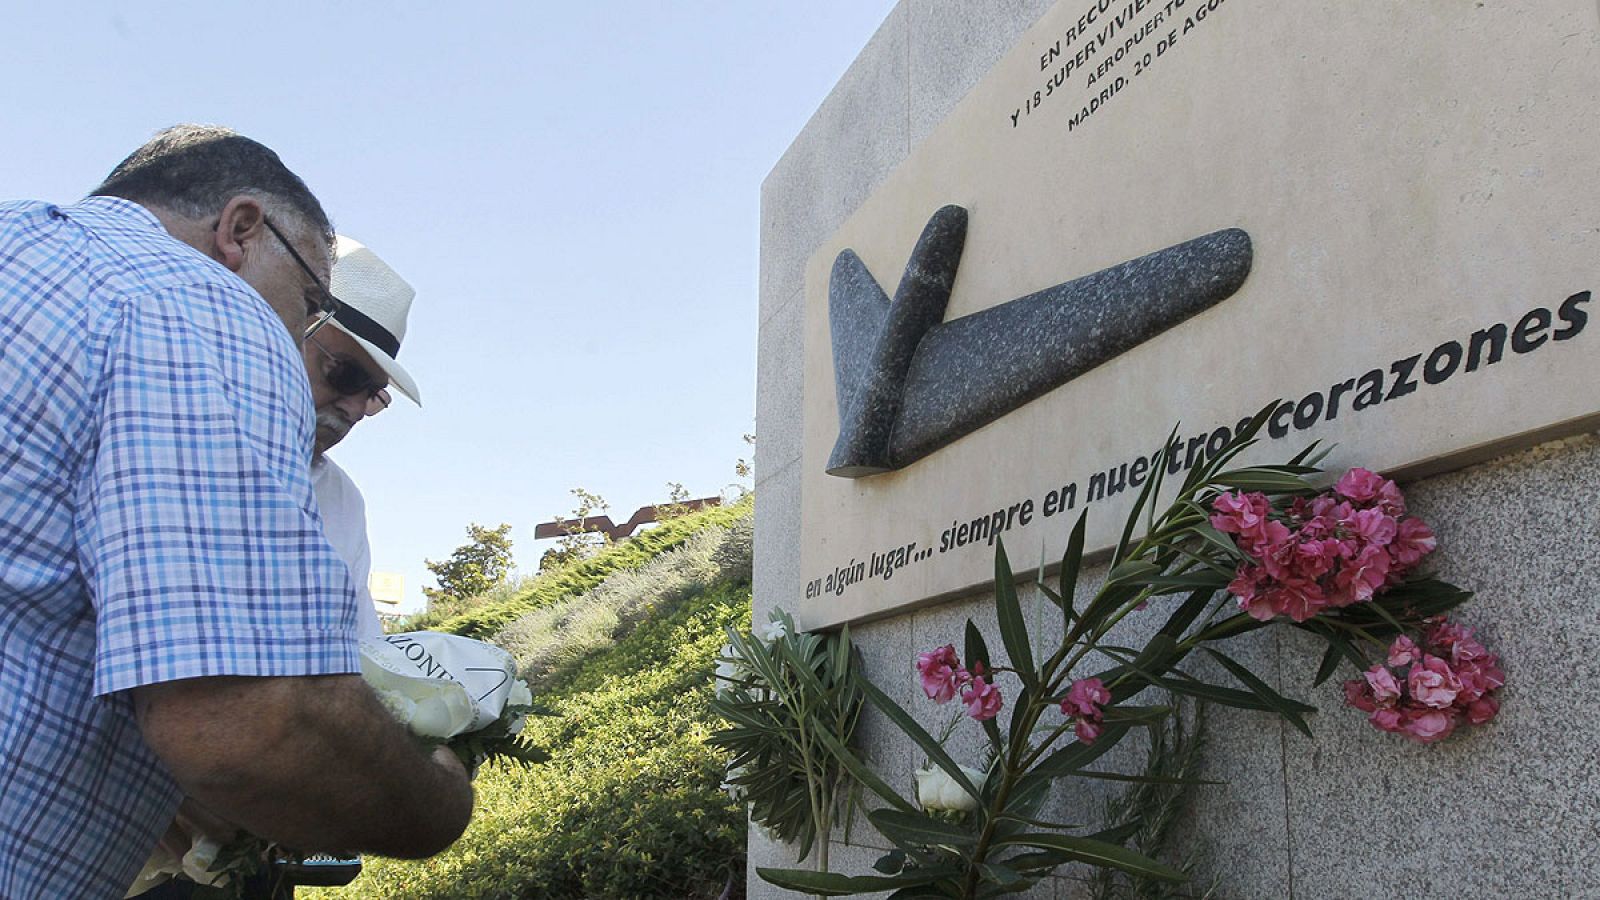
top-left (2, 1), bottom-right (897, 611)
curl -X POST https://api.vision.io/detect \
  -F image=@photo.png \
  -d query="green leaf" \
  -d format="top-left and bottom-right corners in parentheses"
top-left (993, 538), bottom-right (1036, 691)
top-left (1210, 468), bottom-right (1314, 493)
top-left (1058, 510), bottom-right (1087, 617)
top-left (1153, 676), bottom-right (1304, 713)
top-left (809, 726), bottom-right (919, 814)
top-left (869, 809), bottom-right (977, 849)
top-left (1031, 723), bottom-right (1130, 779)
top-left (995, 849), bottom-right (1071, 875)
top-left (979, 862), bottom-right (1031, 889)
top-left (1087, 820), bottom-right (1142, 845)
top-left (1188, 521), bottom-right (1244, 559)
top-left (1146, 425), bottom-right (1180, 533)
top-left (994, 812), bottom-right (1082, 831)
top-left (1007, 684), bottom-right (1034, 755)
top-left (1191, 611), bottom-right (1268, 643)
top-left (1101, 705), bottom-right (1173, 727)
top-left (1159, 588), bottom-right (1218, 640)
top-left (859, 679), bottom-right (981, 803)
top-left (1203, 648), bottom-right (1315, 737)
top-left (1118, 633), bottom-right (1181, 689)
top-left (874, 850), bottom-right (908, 875)
top-left (1065, 769), bottom-right (1222, 786)
top-left (1286, 439), bottom-right (1323, 466)
top-left (965, 620), bottom-right (992, 679)
top-left (990, 834), bottom-right (1188, 883)
top-left (1114, 440), bottom-right (1166, 569)
top-left (1142, 570), bottom-right (1230, 595)
top-left (1312, 641), bottom-right (1346, 687)
top-left (887, 887), bottom-right (957, 900)
top-left (1106, 559), bottom-right (1162, 585)
top-left (758, 866), bottom-right (959, 895)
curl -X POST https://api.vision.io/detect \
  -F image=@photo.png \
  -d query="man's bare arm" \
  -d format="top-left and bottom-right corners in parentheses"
top-left (132, 674), bottom-right (473, 858)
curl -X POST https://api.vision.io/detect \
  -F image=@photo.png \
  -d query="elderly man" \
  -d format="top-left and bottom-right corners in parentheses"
top-left (0, 125), bottom-right (471, 899)
top-left (305, 236), bottom-right (422, 639)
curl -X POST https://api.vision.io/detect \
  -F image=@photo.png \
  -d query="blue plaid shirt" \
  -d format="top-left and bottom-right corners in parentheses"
top-left (0, 197), bottom-right (359, 898)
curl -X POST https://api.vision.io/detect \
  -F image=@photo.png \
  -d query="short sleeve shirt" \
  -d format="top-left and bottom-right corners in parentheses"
top-left (0, 198), bottom-right (359, 898)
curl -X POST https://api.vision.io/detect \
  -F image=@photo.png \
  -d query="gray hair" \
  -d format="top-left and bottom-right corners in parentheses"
top-left (91, 124), bottom-right (334, 251)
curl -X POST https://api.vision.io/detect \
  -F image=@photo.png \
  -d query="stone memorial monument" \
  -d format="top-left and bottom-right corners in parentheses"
top-left (754, 1), bottom-right (1599, 895)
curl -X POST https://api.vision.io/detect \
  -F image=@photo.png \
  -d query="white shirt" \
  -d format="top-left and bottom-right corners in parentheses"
top-left (311, 455), bottom-right (384, 640)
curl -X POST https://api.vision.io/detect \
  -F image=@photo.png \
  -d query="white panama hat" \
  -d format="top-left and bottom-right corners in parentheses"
top-left (327, 235), bottom-right (421, 405)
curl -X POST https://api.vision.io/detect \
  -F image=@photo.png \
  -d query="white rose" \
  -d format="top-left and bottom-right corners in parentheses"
top-left (406, 683), bottom-right (477, 738)
top-left (914, 765), bottom-right (985, 812)
top-left (362, 652), bottom-right (477, 739)
top-left (180, 836), bottom-right (227, 887)
top-left (714, 644), bottom-right (740, 695)
top-left (376, 689), bottom-right (418, 725)
top-left (508, 678), bottom-right (533, 708)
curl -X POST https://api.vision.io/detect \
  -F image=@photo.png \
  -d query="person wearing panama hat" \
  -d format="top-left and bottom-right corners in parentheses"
top-left (305, 234), bottom-right (421, 642)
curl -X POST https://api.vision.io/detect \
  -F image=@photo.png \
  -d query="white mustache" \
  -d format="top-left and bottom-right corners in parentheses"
top-left (316, 409), bottom-right (354, 442)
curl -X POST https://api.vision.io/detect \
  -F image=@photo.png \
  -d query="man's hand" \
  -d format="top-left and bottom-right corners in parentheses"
top-left (133, 674), bottom-right (473, 858)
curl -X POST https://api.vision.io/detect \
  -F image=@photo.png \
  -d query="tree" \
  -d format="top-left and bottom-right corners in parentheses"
top-left (538, 489), bottom-right (611, 573)
top-left (424, 523), bottom-right (515, 607)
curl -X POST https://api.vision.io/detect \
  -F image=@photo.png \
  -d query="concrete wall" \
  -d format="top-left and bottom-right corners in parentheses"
top-left (753, 2), bottom-right (1600, 896)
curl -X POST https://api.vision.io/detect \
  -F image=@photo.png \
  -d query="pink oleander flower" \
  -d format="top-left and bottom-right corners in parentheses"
top-left (961, 675), bottom-right (1003, 721)
top-left (1370, 707), bottom-right (1405, 733)
top-left (1343, 677), bottom-right (1377, 712)
top-left (1387, 635), bottom-right (1420, 667)
top-left (1403, 708), bottom-right (1455, 743)
top-left (1363, 665), bottom-right (1402, 707)
top-left (1425, 619), bottom-right (1495, 669)
top-left (1335, 467), bottom-right (1407, 515)
top-left (1073, 719), bottom-right (1104, 744)
top-left (1466, 695), bottom-right (1500, 725)
top-left (1218, 468), bottom-right (1434, 623)
top-left (1332, 544), bottom-right (1392, 605)
top-left (1276, 577), bottom-right (1328, 622)
top-left (1061, 677), bottom-right (1111, 744)
top-left (1343, 617), bottom-right (1504, 744)
top-left (1334, 467), bottom-right (1387, 503)
top-left (1062, 677), bottom-right (1110, 719)
top-left (1407, 655), bottom-right (1463, 709)
top-left (1210, 491), bottom-right (1270, 539)
top-left (915, 644), bottom-right (967, 704)
top-left (1374, 480), bottom-right (1407, 516)
top-left (1291, 538), bottom-right (1344, 580)
top-left (1391, 517), bottom-right (1437, 567)
top-left (1346, 507), bottom-right (1398, 547)
top-left (1457, 659), bottom-right (1504, 702)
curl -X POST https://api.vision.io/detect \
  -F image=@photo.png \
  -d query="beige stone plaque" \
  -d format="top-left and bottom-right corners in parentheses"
top-left (797, 0), bottom-right (1600, 630)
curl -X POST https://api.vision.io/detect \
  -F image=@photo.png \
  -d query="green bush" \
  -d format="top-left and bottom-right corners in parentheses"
top-left (314, 582), bottom-right (752, 900)
top-left (403, 498), bottom-right (751, 639)
top-left (494, 515), bottom-right (750, 691)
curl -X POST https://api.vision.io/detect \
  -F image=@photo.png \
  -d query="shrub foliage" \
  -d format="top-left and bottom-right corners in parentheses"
top-left (317, 504), bottom-right (753, 899)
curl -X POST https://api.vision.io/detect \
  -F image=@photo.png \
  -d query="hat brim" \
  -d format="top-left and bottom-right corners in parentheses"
top-left (329, 319), bottom-right (421, 406)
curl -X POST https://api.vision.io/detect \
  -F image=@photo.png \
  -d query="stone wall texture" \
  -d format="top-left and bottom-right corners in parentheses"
top-left (753, 2), bottom-right (1600, 896)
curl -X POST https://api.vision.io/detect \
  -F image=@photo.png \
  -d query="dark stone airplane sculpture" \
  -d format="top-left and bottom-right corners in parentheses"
top-left (826, 205), bottom-right (1253, 477)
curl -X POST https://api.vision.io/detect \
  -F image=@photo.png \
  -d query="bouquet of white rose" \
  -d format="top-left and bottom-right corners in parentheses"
top-left (127, 632), bottom-right (545, 898)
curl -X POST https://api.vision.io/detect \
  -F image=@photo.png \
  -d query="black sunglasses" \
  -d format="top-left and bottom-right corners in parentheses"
top-left (262, 216), bottom-right (341, 338)
top-left (306, 335), bottom-right (390, 408)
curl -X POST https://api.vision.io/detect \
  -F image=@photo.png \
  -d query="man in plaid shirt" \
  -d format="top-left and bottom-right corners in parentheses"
top-left (0, 125), bottom-right (472, 898)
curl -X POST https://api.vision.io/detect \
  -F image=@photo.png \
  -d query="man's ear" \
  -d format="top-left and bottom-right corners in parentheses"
top-left (211, 196), bottom-right (267, 274)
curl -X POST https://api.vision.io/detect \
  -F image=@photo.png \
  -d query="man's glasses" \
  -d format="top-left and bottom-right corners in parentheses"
top-left (307, 336), bottom-right (392, 415)
top-left (262, 216), bottom-right (341, 338)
